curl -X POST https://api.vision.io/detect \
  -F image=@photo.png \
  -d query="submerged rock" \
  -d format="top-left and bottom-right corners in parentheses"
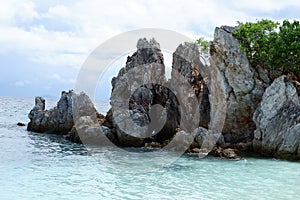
top-left (253, 76), bottom-right (300, 160)
top-left (17, 122), bottom-right (26, 126)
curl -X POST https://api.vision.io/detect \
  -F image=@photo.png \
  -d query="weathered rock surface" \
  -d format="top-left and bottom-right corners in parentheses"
top-left (253, 76), bottom-right (300, 160)
top-left (107, 38), bottom-right (180, 146)
top-left (210, 26), bottom-right (268, 143)
top-left (108, 39), bottom-right (213, 147)
top-left (26, 31), bottom-right (300, 161)
top-left (67, 116), bottom-right (117, 145)
top-left (66, 92), bottom-right (117, 145)
top-left (212, 147), bottom-right (239, 159)
top-left (27, 90), bottom-right (74, 134)
top-left (168, 127), bottom-right (223, 156)
top-left (171, 42), bottom-right (210, 129)
top-left (27, 90), bottom-right (115, 145)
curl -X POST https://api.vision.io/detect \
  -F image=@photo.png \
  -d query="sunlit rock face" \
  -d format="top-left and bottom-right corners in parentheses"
top-left (210, 26), bottom-right (268, 143)
top-left (171, 42), bottom-right (210, 130)
top-left (253, 75), bottom-right (300, 160)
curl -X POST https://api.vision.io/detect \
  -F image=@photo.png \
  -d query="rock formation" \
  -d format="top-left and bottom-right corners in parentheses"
top-left (106, 38), bottom-right (212, 147)
top-left (27, 90), bottom-right (114, 145)
top-left (66, 92), bottom-right (117, 145)
top-left (27, 90), bottom-right (74, 134)
top-left (253, 76), bottom-right (300, 160)
top-left (210, 26), bottom-right (268, 143)
top-left (26, 26), bottom-right (300, 161)
top-left (106, 38), bottom-right (181, 146)
top-left (171, 42), bottom-right (210, 129)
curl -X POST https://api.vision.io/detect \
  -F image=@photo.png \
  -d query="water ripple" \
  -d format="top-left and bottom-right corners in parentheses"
top-left (0, 96), bottom-right (300, 200)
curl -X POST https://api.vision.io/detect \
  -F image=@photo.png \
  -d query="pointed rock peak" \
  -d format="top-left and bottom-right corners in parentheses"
top-left (137, 38), bottom-right (160, 50)
top-left (174, 42), bottom-right (200, 60)
top-left (219, 25), bottom-right (239, 34)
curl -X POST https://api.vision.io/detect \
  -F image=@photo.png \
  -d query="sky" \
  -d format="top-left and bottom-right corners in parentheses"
top-left (0, 0), bottom-right (299, 100)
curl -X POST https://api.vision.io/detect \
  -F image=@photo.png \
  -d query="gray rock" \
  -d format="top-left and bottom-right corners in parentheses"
top-left (108, 38), bottom-right (180, 146)
top-left (27, 90), bottom-right (75, 134)
top-left (166, 130), bottom-right (195, 152)
top-left (213, 147), bottom-right (239, 159)
top-left (169, 127), bottom-right (223, 155)
top-left (17, 122), bottom-right (26, 126)
top-left (209, 26), bottom-right (268, 143)
top-left (253, 75), bottom-right (300, 159)
top-left (192, 127), bottom-right (223, 154)
top-left (27, 90), bottom-right (116, 145)
top-left (67, 115), bottom-right (117, 145)
top-left (171, 42), bottom-right (210, 129)
top-left (67, 92), bottom-right (117, 145)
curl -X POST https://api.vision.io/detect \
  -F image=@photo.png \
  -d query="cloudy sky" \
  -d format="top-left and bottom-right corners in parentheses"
top-left (0, 0), bottom-right (299, 100)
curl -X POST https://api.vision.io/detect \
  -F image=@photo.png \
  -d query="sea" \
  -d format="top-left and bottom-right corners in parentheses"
top-left (0, 96), bottom-right (299, 200)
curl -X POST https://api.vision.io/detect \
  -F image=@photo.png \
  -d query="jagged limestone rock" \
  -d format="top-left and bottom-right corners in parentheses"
top-left (27, 90), bottom-right (74, 134)
top-left (210, 26), bottom-right (268, 143)
top-left (253, 76), bottom-right (300, 160)
top-left (108, 38), bottom-right (180, 146)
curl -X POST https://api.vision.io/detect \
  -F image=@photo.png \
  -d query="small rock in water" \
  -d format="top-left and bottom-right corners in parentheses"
top-left (213, 147), bottom-right (239, 159)
top-left (191, 148), bottom-right (201, 153)
top-left (17, 122), bottom-right (26, 126)
top-left (222, 148), bottom-right (238, 159)
top-left (145, 142), bottom-right (161, 148)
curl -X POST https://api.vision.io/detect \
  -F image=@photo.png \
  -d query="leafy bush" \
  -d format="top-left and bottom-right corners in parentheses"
top-left (234, 19), bottom-right (300, 79)
top-left (196, 37), bottom-right (209, 52)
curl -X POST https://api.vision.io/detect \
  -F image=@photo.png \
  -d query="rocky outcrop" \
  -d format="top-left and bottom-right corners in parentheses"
top-left (107, 39), bottom-right (212, 147)
top-left (27, 90), bottom-right (115, 145)
top-left (27, 90), bottom-right (74, 134)
top-left (66, 92), bottom-right (117, 145)
top-left (107, 38), bottom-right (180, 146)
top-left (171, 42), bottom-right (210, 129)
top-left (26, 30), bottom-right (300, 161)
top-left (210, 26), bottom-right (268, 143)
top-left (253, 76), bottom-right (300, 160)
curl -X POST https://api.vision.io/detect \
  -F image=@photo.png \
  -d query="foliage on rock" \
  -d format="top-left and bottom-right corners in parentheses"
top-left (195, 37), bottom-right (209, 52)
top-left (234, 19), bottom-right (300, 79)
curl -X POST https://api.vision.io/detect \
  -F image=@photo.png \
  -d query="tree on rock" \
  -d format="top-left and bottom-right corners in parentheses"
top-left (234, 19), bottom-right (300, 80)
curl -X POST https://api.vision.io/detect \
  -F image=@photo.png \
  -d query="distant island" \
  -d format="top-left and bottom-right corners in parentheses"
top-left (26, 20), bottom-right (300, 161)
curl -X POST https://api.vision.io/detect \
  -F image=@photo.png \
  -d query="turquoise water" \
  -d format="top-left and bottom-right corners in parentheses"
top-left (0, 96), bottom-right (299, 200)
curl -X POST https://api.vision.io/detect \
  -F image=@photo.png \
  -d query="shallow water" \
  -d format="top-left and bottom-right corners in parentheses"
top-left (0, 96), bottom-right (299, 200)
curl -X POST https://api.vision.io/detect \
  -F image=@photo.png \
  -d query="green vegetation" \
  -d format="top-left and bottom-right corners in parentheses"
top-left (196, 37), bottom-right (209, 52)
top-left (234, 19), bottom-right (300, 79)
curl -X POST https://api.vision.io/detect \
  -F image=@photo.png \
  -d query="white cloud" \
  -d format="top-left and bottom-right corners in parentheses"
top-left (0, 0), bottom-right (39, 25)
top-left (231, 0), bottom-right (300, 12)
top-left (51, 73), bottom-right (75, 84)
top-left (14, 80), bottom-right (31, 87)
top-left (0, 0), bottom-right (298, 97)
top-left (0, 0), bottom-right (299, 70)
top-left (44, 5), bottom-right (70, 19)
